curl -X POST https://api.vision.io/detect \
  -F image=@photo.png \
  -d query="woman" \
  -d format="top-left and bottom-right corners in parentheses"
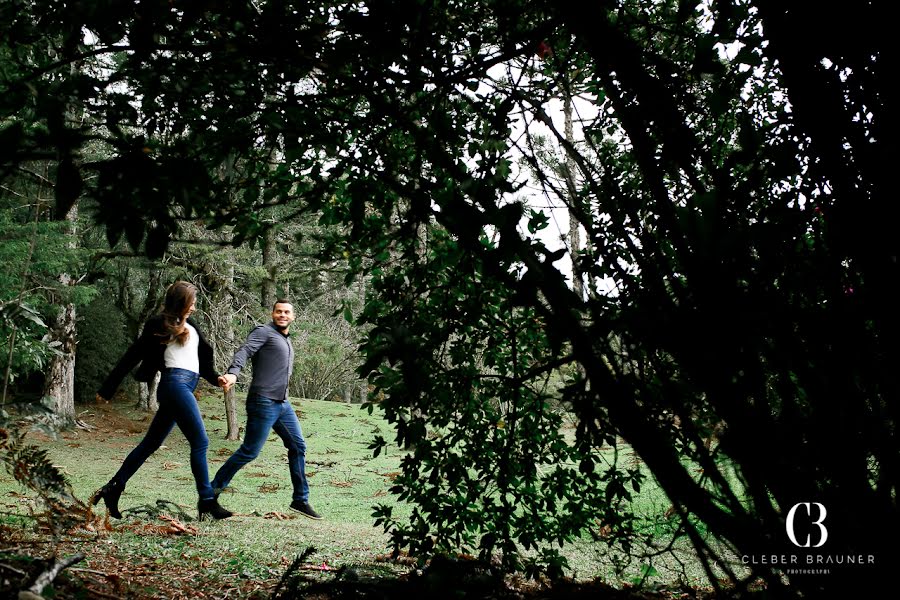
top-left (92, 281), bottom-right (232, 520)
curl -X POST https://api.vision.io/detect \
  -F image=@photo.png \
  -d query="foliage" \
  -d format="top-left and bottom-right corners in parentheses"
top-left (291, 306), bottom-right (358, 401)
top-left (0, 298), bottom-right (53, 384)
top-left (0, 410), bottom-right (86, 537)
top-left (363, 230), bottom-right (641, 574)
top-left (0, 426), bottom-right (72, 503)
top-left (1, 0), bottom-right (895, 594)
top-left (0, 173), bottom-right (99, 400)
top-left (73, 293), bottom-right (131, 404)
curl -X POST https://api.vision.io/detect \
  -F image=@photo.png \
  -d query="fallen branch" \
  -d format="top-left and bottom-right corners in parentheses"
top-left (74, 419), bottom-right (95, 431)
top-left (19, 552), bottom-right (85, 600)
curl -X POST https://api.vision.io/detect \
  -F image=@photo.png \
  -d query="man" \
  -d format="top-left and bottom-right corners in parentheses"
top-left (214, 300), bottom-right (322, 519)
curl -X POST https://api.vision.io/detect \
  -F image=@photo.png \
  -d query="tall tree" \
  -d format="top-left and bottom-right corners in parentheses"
top-left (42, 200), bottom-right (78, 422)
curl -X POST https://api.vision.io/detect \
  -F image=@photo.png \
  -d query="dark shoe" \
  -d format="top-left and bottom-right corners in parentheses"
top-left (91, 480), bottom-right (123, 519)
top-left (198, 497), bottom-right (233, 521)
top-left (289, 500), bottom-right (322, 520)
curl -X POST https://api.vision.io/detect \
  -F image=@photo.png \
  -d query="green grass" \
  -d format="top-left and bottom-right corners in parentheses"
top-left (0, 391), bottom-right (742, 595)
top-left (1, 392), bottom-right (411, 595)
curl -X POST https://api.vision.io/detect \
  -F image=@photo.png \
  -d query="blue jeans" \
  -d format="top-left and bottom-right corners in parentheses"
top-left (212, 394), bottom-right (310, 503)
top-left (111, 369), bottom-right (214, 500)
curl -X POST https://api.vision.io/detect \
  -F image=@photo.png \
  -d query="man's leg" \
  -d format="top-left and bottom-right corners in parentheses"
top-left (274, 403), bottom-right (321, 519)
top-left (211, 394), bottom-right (280, 492)
top-left (272, 403), bottom-right (309, 503)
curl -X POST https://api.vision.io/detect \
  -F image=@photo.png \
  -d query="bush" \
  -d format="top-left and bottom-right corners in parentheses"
top-left (289, 313), bottom-right (358, 401)
top-left (74, 295), bottom-right (131, 404)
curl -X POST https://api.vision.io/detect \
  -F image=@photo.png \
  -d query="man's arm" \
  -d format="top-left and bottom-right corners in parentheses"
top-left (220, 325), bottom-right (268, 391)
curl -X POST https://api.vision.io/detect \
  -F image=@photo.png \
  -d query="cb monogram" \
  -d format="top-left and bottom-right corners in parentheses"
top-left (786, 502), bottom-right (828, 548)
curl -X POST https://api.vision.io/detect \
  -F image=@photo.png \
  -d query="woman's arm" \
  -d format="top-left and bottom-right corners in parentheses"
top-left (97, 320), bottom-right (158, 400)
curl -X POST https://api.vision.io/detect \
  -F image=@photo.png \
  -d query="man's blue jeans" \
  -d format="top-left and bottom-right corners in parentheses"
top-left (112, 368), bottom-right (214, 500)
top-left (212, 394), bottom-right (310, 503)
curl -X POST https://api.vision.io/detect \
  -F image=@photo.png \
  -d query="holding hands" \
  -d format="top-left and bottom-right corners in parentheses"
top-left (218, 373), bottom-right (237, 392)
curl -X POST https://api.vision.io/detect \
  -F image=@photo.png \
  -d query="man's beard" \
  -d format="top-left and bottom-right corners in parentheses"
top-left (274, 322), bottom-right (289, 333)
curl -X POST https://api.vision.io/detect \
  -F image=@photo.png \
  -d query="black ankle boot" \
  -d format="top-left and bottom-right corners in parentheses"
top-left (91, 480), bottom-right (123, 519)
top-left (198, 497), bottom-right (233, 520)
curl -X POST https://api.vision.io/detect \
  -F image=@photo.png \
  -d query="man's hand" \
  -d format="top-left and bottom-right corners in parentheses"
top-left (219, 373), bottom-right (237, 392)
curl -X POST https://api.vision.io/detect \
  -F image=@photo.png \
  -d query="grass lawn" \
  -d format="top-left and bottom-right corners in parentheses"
top-left (2, 391), bottom-right (411, 598)
top-left (0, 389), bottom-right (739, 597)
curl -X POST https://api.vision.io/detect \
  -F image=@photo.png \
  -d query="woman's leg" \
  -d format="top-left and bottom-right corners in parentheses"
top-left (94, 385), bottom-right (177, 517)
top-left (109, 399), bottom-right (176, 487)
top-left (162, 369), bottom-right (215, 500)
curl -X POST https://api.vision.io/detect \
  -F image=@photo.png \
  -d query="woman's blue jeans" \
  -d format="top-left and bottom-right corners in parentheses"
top-left (212, 394), bottom-right (310, 503)
top-left (111, 368), bottom-right (214, 500)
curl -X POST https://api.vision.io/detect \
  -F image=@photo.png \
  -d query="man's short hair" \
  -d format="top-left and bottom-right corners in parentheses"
top-left (273, 299), bottom-right (293, 310)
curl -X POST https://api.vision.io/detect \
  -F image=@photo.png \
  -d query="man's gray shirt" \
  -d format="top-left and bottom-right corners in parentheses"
top-left (227, 322), bottom-right (294, 401)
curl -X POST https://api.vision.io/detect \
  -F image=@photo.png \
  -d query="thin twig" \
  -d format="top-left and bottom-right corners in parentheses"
top-left (0, 562), bottom-right (27, 575)
top-left (67, 567), bottom-right (110, 576)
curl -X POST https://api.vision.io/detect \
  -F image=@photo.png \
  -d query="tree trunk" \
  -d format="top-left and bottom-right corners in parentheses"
top-left (44, 202), bottom-right (78, 425)
top-left (137, 372), bottom-right (160, 412)
top-left (261, 224), bottom-right (277, 309)
top-left (358, 271), bottom-right (367, 404)
top-left (223, 264), bottom-right (239, 440)
top-left (224, 386), bottom-right (239, 440)
top-left (133, 318), bottom-right (160, 411)
top-left (563, 91), bottom-right (584, 300)
top-left (44, 297), bottom-right (76, 422)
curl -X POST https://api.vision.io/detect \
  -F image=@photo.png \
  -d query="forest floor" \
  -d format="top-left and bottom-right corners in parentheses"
top-left (0, 392), bottom-right (750, 598)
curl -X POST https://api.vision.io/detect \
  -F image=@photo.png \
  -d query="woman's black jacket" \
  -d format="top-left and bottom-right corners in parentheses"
top-left (98, 315), bottom-right (219, 400)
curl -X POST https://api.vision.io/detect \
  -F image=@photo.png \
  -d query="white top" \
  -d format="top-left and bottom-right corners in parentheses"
top-left (163, 322), bottom-right (200, 373)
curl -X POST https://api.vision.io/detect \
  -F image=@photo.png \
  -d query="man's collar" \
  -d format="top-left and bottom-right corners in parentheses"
top-left (269, 321), bottom-right (290, 336)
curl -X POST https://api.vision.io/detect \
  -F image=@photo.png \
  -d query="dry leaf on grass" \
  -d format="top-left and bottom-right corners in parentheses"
top-left (375, 552), bottom-right (418, 566)
top-left (159, 515), bottom-right (197, 534)
top-left (120, 515), bottom-right (198, 536)
top-left (263, 511), bottom-right (294, 520)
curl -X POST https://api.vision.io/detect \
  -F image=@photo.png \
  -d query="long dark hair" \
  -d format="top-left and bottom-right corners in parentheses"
top-left (158, 281), bottom-right (197, 345)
